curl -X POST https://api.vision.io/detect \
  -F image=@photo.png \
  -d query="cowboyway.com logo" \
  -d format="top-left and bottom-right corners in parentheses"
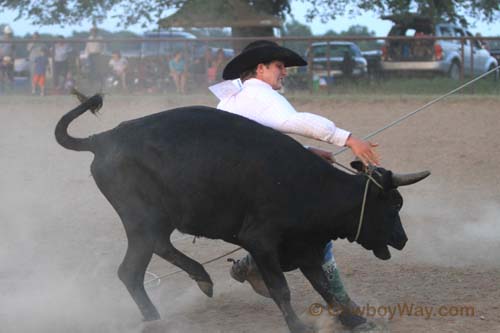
top-left (308, 303), bottom-right (475, 320)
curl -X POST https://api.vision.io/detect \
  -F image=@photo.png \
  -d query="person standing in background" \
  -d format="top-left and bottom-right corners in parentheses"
top-left (202, 48), bottom-right (214, 84)
top-left (108, 50), bottom-right (128, 92)
top-left (169, 51), bottom-right (186, 94)
top-left (0, 25), bottom-right (15, 92)
top-left (26, 32), bottom-right (44, 82)
top-left (32, 47), bottom-right (50, 96)
top-left (52, 36), bottom-right (72, 93)
top-left (84, 26), bottom-right (105, 89)
top-left (213, 48), bottom-right (227, 81)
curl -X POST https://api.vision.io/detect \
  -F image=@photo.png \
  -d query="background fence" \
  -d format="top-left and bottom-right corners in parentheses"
top-left (1, 36), bottom-right (499, 96)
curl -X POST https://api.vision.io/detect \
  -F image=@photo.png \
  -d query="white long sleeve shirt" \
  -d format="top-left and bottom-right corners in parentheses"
top-left (84, 35), bottom-right (105, 55)
top-left (216, 78), bottom-right (351, 147)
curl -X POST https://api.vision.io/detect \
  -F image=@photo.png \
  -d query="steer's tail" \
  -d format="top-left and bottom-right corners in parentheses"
top-left (55, 89), bottom-right (103, 152)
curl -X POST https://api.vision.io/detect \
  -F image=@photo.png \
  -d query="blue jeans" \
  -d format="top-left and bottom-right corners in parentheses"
top-left (323, 240), bottom-right (336, 266)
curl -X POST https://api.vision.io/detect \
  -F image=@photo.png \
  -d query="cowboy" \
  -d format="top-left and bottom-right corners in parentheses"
top-left (215, 40), bottom-right (379, 331)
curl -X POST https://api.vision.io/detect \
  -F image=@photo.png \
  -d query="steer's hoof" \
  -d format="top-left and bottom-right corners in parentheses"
top-left (142, 309), bottom-right (161, 322)
top-left (338, 310), bottom-right (367, 329)
top-left (196, 280), bottom-right (214, 297)
top-left (141, 319), bottom-right (165, 333)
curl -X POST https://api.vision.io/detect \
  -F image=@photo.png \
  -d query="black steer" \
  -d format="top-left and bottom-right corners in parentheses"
top-left (55, 93), bottom-right (429, 333)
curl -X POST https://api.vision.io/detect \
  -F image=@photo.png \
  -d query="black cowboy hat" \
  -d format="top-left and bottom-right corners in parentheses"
top-left (222, 40), bottom-right (307, 80)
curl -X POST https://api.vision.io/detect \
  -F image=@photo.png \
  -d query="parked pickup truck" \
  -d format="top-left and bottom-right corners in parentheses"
top-left (380, 14), bottom-right (498, 79)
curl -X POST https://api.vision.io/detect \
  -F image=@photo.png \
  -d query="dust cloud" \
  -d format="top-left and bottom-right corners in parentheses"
top-left (403, 195), bottom-right (500, 268)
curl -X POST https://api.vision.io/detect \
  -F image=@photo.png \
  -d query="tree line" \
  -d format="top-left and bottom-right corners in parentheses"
top-left (0, 0), bottom-right (498, 38)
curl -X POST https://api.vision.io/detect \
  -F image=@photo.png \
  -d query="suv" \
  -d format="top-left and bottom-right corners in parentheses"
top-left (380, 14), bottom-right (498, 79)
top-left (306, 41), bottom-right (368, 81)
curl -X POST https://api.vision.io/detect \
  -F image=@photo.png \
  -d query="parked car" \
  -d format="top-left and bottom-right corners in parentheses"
top-left (380, 14), bottom-right (498, 79)
top-left (305, 41), bottom-right (368, 83)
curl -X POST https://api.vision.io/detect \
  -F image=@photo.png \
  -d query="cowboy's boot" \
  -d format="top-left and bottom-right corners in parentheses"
top-left (322, 243), bottom-right (377, 331)
top-left (229, 254), bottom-right (271, 298)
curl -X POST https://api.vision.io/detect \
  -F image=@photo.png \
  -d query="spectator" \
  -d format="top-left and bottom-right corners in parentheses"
top-left (0, 56), bottom-right (14, 93)
top-left (189, 48), bottom-right (212, 89)
top-left (32, 47), bottom-right (50, 96)
top-left (63, 71), bottom-right (75, 93)
top-left (207, 63), bottom-right (217, 84)
top-left (340, 50), bottom-right (354, 81)
top-left (213, 48), bottom-right (226, 80)
top-left (52, 36), bottom-right (72, 93)
top-left (475, 32), bottom-right (488, 50)
top-left (202, 48), bottom-right (214, 84)
top-left (26, 32), bottom-right (44, 81)
top-left (84, 26), bottom-right (105, 88)
top-left (169, 51), bottom-right (186, 94)
top-left (108, 50), bottom-right (128, 91)
top-left (0, 25), bottom-right (15, 92)
top-left (189, 56), bottom-right (206, 90)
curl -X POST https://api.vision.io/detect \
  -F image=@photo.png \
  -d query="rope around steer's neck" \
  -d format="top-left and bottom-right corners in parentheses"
top-left (354, 172), bottom-right (383, 242)
top-left (332, 161), bottom-right (383, 242)
top-left (355, 178), bottom-right (371, 242)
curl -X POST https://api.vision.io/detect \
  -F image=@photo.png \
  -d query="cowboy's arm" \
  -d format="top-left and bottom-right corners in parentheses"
top-left (270, 96), bottom-right (379, 165)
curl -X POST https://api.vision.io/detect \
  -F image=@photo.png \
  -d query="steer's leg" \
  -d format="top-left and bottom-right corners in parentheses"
top-left (243, 243), bottom-right (313, 333)
top-left (92, 168), bottom-right (163, 321)
top-left (118, 231), bottom-right (159, 321)
top-left (153, 230), bottom-right (213, 297)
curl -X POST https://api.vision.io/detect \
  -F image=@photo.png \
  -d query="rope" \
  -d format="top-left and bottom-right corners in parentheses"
top-left (144, 246), bottom-right (242, 286)
top-left (333, 65), bottom-right (500, 157)
top-left (354, 178), bottom-right (371, 242)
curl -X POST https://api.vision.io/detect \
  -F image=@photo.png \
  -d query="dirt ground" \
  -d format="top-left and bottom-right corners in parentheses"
top-left (1, 93), bottom-right (499, 333)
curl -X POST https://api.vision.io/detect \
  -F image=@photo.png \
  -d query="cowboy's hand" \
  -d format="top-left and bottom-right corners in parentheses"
top-left (307, 146), bottom-right (335, 163)
top-left (345, 136), bottom-right (379, 166)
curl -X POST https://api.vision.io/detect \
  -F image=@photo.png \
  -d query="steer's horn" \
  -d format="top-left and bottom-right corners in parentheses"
top-left (392, 170), bottom-right (431, 187)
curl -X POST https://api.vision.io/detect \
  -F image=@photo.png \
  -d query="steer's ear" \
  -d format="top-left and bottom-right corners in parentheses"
top-left (373, 245), bottom-right (391, 260)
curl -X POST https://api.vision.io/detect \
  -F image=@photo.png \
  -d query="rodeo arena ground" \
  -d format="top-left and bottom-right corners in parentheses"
top-left (1, 34), bottom-right (500, 333)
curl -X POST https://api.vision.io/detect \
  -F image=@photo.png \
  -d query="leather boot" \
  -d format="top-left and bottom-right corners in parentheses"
top-left (322, 258), bottom-right (373, 330)
top-left (229, 254), bottom-right (271, 298)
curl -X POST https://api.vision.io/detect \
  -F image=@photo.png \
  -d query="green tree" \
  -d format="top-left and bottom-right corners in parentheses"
top-left (1, 0), bottom-right (498, 32)
top-left (0, 0), bottom-right (289, 33)
top-left (282, 19), bottom-right (312, 55)
top-left (301, 0), bottom-right (500, 27)
top-left (324, 24), bottom-right (378, 50)
top-left (283, 19), bottom-right (312, 36)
